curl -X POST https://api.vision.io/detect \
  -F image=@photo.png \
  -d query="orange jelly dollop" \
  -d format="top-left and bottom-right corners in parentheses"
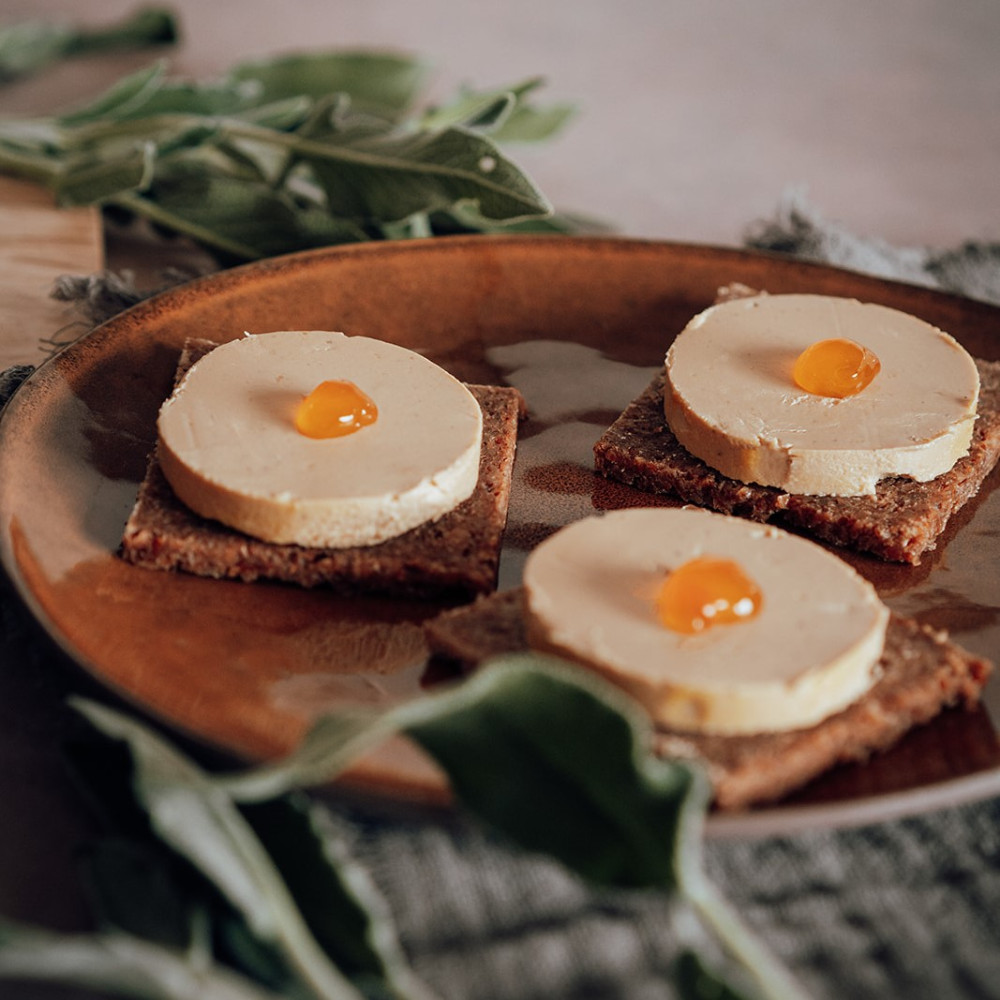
top-left (655, 556), bottom-right (763, 635)
top-left (294, 380), bottom-right (378, 439)
top-left (792, 338), bottom-right (881, 399)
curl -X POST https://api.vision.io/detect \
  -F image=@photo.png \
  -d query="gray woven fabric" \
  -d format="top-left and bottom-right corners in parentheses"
top-left (706, 799), bottom-right (1000, 1000)
top-left (336, 795), bottom-right (1000, 1000)
top-left (3, 198), bottom-right (1000, 999)
top-left (745, 189), bottom-right (1000, 306)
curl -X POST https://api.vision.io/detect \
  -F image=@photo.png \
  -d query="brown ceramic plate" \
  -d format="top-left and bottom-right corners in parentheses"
top-left (1, 235), bottom-right (999, 837)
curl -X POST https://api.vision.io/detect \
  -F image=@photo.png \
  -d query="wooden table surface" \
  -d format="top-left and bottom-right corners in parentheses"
top-left (0, 2), bottom-right (998, 997)
top-left (0, 177), bottom-right (102, 367)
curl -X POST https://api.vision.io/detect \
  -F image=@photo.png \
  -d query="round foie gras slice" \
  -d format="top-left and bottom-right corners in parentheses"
top-left (522, 507), bottom-right (889, 735)
top-left (663, 293), bottom-right (980, 496)
top-left (156, 330), bottom-right (483, 548)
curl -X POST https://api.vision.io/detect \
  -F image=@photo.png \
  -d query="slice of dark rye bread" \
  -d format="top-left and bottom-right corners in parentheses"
top-left (423, 589), bottom-right (993, 810)
top-left (119, 339), bottom-right (525, 599)
top-left (593, 359), bottom-right (1000, 565)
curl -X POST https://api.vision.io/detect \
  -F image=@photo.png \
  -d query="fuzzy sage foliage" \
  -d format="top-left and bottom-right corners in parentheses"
top-left (0, 655), bottom-right (810, 1000)
top-left (0, 6), bottom-right (177, 83)
top-left (0, 34), bottom-right (585, 263)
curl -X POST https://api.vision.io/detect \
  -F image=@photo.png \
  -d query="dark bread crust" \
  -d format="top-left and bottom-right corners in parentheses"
top-left (120, 340), bottom-right (524, 599)
top-left (593, 360), bottom-right (1000, 564)
top-left (423, 589), bottom-right (993, 809)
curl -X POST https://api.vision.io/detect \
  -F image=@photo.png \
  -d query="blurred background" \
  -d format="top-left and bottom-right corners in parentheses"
top-left (3, 0), bottom-right (999, 251)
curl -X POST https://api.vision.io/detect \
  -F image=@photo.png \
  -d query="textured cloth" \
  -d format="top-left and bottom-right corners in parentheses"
top-left (337, 798), bottom-right (1000, 1000)
top-left (3, 199), bottom-right (1000, 999)
top-left (744, 190), bottom-right (1000, 306)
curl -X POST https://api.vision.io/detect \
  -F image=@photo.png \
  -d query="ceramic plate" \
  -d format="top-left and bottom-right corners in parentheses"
top-left (2, 235), bottom-right (998, 837)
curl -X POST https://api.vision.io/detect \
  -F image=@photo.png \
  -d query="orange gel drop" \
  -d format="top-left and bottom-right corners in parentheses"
top-left (655, 557), bottom-right (763, 635)
top-left (792, 338), bottom-right (881, 399)
top-left (294, 380), bottom-right (378, 439)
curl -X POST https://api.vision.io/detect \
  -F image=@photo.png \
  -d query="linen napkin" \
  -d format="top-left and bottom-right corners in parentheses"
top-left (2, 196), bottom-right (1000, 1000)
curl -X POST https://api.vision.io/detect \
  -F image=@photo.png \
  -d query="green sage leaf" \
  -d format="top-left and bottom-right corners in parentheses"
top-left (434, 201), bottom-right (612, 236)
top-left (301, 125), bottom-right (552, 223)
top-left (70, 699), bottom-right (428, 1000)
top-left (242, 794), bottom-right (433, 1000)
top-left (675, 949), bottom-right (758, 1000)
top-left (81, 839), bottom-right (198, 949)
top-left (55, 141), bottom-right (154, 204)
top-left (228, 51), bottom-right (428, 119)
top-left (115, 165), bottom-right (366, 262)
top-left (0, 920), bottom-right (285, 1000)
top-left (224, 654), bottom-right (705, 892)
top-left (418, 89), bottom-right (517, 133)
top-left (0, 21), bottom-right (76, 83)
top-left (106, 79), bottom-right (261, 119)
top-left (217, 657), bottom-right (809, 999)
top-left (59, 59), bottom-right (170, 125)
top-left (421, 77), bottom-right (574, 142)
top-left (70, 700), bottom-right (369, 1000)
top-left (0, 117), bottom-right (65, 154)
top-left (0, 7), bottom-right (176, 84)
top-left (489, 99), bottom-right (576, 143)
top-left (0, 44), bottom-right (582, 259)
top-left (404, 655), bottom-right (704, 889)
top-left (67, 8), bottom-right (177, 54)
top-left (0, 140), bottom-right (61, 185)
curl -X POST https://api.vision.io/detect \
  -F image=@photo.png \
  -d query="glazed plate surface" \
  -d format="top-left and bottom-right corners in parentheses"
top-left (2, 235), bottom-right (999, 837)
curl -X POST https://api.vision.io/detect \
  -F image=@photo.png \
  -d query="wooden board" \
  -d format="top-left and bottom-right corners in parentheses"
top-left (0, 176), bottom-right (103, 369)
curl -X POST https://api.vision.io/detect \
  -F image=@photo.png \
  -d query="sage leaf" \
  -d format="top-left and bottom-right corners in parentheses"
top-left (59, 60), bottom-right (172, 125)
top-left (0, 117), bottom-right (65, 153)
top-left (422, 77), bottom-right (574, 143)
top-left (489, 99), bottom-right (577, 144)
top-left (242, 794), bottom-right (435, 1000)
top-left (0, 920), bottom-right (285, 1000)
top-left (223, 655), bottom-right (704, 891)
top-left (80, 833), bottom-right (312, 999)
top-left (71, 699), bottom-right (431, 1000)
top-left (0, 7), bottom-right (177, 84)
top-left (0, 44), bottom-right (578, 260)
top-left (675, 950), bottom-right (757, 1000)
top-left (403, 655), bottom-right (704, 889)
top-left (0, 141), bottom-right (60, 185)
top-left (435, 202), bottom-right (611, 236)
top-left (228, 51), bottom-right (429, 119)
top-left (55, 141), bottom-right (154, 204)
top-left (81, 839), bottom-right (198, 949)
top-left (221, 656), bottom-right (811, 1000)
top-left (116, 172), bottom-right (366, 261)
top-left (0, 22), bottom-right (78, 84)
top-left (236, 96), bottom-right (316, 131)
top-left (55, 7), bottom-right (177, 58)
top-left (71, 700), bottom-right (370, 1000)
top-left (120, 80), bottom-right (268, 119)
top-left (418, 89), bottom-right (519, 133)
top-left (300, 125), bottom-right (552, 223)
top-left (220, 708), bottom-right (391, 804)
top-left (68, 738), bottom-right (219, 956)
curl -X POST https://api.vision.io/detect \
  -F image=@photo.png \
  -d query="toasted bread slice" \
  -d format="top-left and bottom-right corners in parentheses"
top-left (593, 359), bottom-right (1000, 564)
top-left (120, 340), bottom-right (524, 599)
top-left (424, 589), bottom-right (992, 809)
